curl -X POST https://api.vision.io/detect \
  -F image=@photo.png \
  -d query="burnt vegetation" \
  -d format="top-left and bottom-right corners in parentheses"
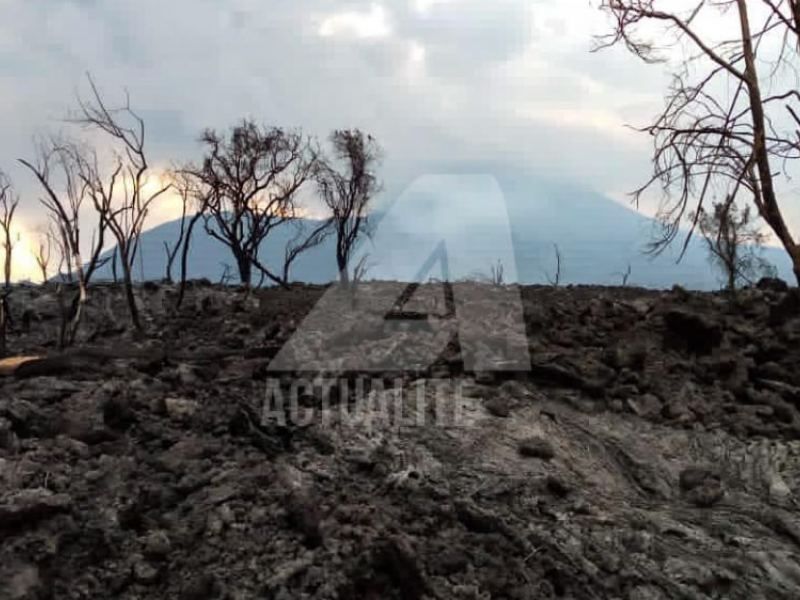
top-left (1, 75), bottom-right (384, 349)
top-left (595, 0), bottom-right (800, 282)
top-left (3, 6), bottom-right (800, 597)
top-left (2, 281), bottom-right (800, 598)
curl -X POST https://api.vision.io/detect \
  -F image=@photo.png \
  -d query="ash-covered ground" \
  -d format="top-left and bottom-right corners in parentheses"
top-left (1, 280), bottom-right (800, 599)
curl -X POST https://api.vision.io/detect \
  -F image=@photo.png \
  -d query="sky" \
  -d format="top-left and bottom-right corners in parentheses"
top-left (0, 0), bottom-right (700, 280)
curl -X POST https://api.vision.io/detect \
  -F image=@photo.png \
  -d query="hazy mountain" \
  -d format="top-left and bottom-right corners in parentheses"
top-left (93, 164), bottom-right (794, 290)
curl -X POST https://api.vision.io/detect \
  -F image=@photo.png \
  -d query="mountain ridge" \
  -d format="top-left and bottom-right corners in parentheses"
top-left (91, 166), bottom-right (794, 290)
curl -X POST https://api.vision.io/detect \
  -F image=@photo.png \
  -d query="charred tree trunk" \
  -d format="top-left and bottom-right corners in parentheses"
top-left (111, 248), bottom-right (118, 283)
top-left (337, 247), bottom-right (350, 287)
top-left (164, 242), bottom-right (175, 284)
top-left (176, 210), bottom-right (203, 310)
top-left (3, 248), bottom-right (11, 291)
top-left (235, 252), bottom-right (252, 288)
top-left (119, 248), bottom-right (142, 331)
top-left (66, 284), bottom-right (86, 348)
top-left (64, 249), bottom-right (90, 347)
top-left (0, 292), bottom-right (7, 358)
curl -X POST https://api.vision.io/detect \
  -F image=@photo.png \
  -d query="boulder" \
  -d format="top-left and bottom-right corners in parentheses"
top-left (663, 308), bottom-right (722, 355)
top-left (769, 289), bottom-right (800, 326)
top-left (679, 467), bottom-right (725, 507)
top-left (0, 489), bottom-right (72, 530)
top-left (518, 436), bottom-right (556, 460)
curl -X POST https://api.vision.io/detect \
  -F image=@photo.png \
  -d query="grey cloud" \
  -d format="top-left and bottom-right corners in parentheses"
top-left (392, 0), bottom-right (532, 77)
top-left (0, 0), bottom-right (665, 238)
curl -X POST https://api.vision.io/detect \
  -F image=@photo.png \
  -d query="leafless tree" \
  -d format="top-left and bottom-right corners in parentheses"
top-left (279, 218), bottom-right (332, 284)
top-left (166, 170), bottom-right (207, 309)
top-left (352, 254), bottom-right (371, 284)
top-left (186, 119), bottom-right (319, 287)
top-left (219, 263), bottom-right (234, 286)
top-left (46, 213), bottom-right (73, 282)
top-left (0, 287), bottom-right (8, 358)
top-left (613, 264), bottom-right (633, 287)
top-left (162, 173), bottom-right (190, 284)
top-left (0, 171), bottom-right (19, 290)
top-left (545, 243), bottom-right (562, 287)
top-left (693, 197), bottom-right (775, 293)
top-left (19, 137), bottom-right (108, 346)
top-left (110, 248), bottom-right (119, 283)
top-left (316, 129), bottom-right (381, 286)
top-left (0, 172), bottom-right (17, 358)
top-left (33, 223), bottom-right (56, 284)
top-left (72, 75), bottom-right (170, 331)
top-left (490, 259), bottom-right (505, 286)
top-left (595, 0), bottom-right (800, 284)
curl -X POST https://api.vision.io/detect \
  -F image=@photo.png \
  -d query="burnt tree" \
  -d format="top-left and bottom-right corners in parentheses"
top-left (694, 198), bottom-right (774, 293)
top-left (33, 222), bottom-right (56, 284)
top-left (187, 120), bottom-right (318, 287)
top-left (0, 171), bottom-right (18, 290)
top-left (596, 0), bottom-right (800, 284)
top-left (73, 76), bottom-right (170, 331)
top-left (315, 129), bottom-right (382, 286)
top-left (169, 170), bottom-right (207, 309)
top-left (20, 138), bottom-right (108, 346)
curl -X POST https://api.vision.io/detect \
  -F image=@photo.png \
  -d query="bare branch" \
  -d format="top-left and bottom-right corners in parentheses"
top-left (596, 0), bottom-right (800, 283)
top-left (315, 129), bottom-right (383, 287)
top-left (185, 119), bottom-right (319, 287)
top-left (73, 74), bottom-right (169, 330)
top-left (0, 171), bottom-right (19, 290)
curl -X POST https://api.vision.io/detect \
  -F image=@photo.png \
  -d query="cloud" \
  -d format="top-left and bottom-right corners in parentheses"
top-left (0, 0), bottom-right (678, 262)
top-left (393, 0), bottom-right (532, 76)
top-left (319, 4), bottom-right (392, 39)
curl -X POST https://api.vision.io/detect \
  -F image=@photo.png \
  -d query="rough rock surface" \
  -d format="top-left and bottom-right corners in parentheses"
top-left (0, 280), bottom-right (799, 599)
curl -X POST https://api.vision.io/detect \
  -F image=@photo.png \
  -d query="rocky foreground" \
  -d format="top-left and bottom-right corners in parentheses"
top-left (1, 280), bottom-right (800, 599)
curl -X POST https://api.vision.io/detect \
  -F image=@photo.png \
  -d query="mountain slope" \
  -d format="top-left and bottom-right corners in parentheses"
top-left (94, 166), bottom-right (794, 290)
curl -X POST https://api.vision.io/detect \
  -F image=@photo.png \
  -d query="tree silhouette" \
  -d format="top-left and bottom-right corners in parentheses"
top-left (316, 129), bottom-right (382, 286)
top-left (187, 120), bottom-right (318, 287)
top-left (596, 0), bottom-right (800, 284)
top-left (73, 75), bottom-right (170, 331)
top-left (693, 198), bottom-right (774, 293)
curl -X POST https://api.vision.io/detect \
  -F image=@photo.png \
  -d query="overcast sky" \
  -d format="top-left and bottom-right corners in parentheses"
top-left (0, 0), bottom-right (690, 278)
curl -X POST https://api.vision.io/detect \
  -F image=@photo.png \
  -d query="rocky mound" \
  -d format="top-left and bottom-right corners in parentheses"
top-left (1, 280), bottom-right (799, 599)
